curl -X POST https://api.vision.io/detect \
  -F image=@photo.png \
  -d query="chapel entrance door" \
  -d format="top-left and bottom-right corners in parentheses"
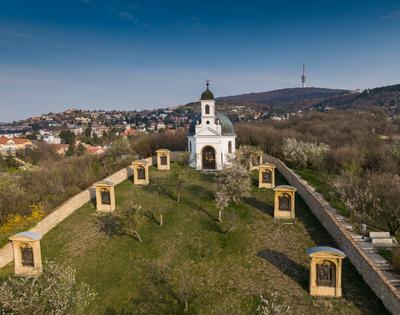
top-left (202, 146), bottom-right (216, 170)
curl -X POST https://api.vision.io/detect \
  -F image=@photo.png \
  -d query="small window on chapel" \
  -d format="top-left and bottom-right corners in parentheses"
top-left (205, 104), bottom-right (210, 114)
top-left (228, 141), bottom-right (232, 153)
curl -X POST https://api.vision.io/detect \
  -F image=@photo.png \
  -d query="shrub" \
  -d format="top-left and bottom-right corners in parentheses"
top-left (0, 174), bottom-right (30, 224)
top-left (257, 292), bottom-right (291, 315)
top-left (0, 261), bottom-right (96, 315)
top-left (282, 138), bottom-right (329, 169)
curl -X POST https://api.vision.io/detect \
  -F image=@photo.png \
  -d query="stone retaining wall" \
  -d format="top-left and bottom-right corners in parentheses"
top-left (265, 155), bottom-right (400, 315)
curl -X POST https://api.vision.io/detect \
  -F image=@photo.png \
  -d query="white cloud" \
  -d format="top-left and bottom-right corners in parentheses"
top-left (118, 11), bottom-right (139, 23)
top-left (379, 10), bottom-right (400, 21)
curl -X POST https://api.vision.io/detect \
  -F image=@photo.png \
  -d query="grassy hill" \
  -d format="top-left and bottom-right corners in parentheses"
top-left (0, 164), bottom-right (387, 314)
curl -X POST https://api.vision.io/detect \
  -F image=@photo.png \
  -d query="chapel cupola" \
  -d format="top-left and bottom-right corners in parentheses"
top-left (200, 80), bottom-right (215, 117)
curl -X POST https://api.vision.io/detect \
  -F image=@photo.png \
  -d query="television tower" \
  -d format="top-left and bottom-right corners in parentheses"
top-left (301, 63), bottom-right (306, 88)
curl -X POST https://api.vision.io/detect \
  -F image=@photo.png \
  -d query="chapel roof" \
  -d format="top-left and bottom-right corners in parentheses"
top-left (188, 112), bottom-right (236, 137)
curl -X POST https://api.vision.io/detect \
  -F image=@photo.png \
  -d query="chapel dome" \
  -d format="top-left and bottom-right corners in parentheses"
top-left (200, 87), bottom-right (215, 100)
top-left (188, 112), bottom-right (235, 136)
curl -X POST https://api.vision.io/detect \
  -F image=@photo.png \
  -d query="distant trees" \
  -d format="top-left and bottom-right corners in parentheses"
top-left (109, 137), bottom-right (134, 156)
top-left (17, 143), bottom-right (59, 165)
top-left (0, 261), bottom-right (96, 314)
top-left (59, 130), bottom-right (76, 144)
top-left (0, 175), bottom-right (30, 224)
top-left (236, 110), bottom-right (400, 235)
top-left (132, 129), bottom-right (187, 157)
top-left (76, 143), bottom-right (86, 156)
top-left (0, 150), bottom-right (133, 241)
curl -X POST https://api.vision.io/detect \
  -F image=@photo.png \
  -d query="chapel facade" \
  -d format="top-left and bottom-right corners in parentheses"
top-left (187, 83), bottom-right (236, 170)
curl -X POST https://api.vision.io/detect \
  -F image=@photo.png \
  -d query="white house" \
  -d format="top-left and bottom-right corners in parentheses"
top-left (187, 84), bottom-right (236, 170)
top-left (42, 133), bottom-right (61, 144)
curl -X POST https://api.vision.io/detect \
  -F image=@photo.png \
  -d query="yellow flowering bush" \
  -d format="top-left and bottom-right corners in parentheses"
top-left (0, 204), bottom-right (45, 244)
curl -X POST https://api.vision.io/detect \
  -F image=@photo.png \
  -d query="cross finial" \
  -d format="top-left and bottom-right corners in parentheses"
top-left (206, 79), bottom-right (210, 90)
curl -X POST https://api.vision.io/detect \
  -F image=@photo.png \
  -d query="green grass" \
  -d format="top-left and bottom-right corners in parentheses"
top-left (0, 163), bottom-right (388, 314)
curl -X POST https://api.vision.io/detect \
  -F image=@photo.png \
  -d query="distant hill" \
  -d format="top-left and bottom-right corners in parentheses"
top-left (310, 84), bottom-right (400, 114)
top-left (181, 84), bottom-right (400, 117)
top-left (218, 87), bottom-right (348, 107)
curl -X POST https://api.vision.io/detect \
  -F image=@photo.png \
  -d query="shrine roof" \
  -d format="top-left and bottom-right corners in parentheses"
top-left (9, 231), bottom-right (43, 242)
top-left (307, 246), bottom-right (346, 258)
top-left (273, 185), bottom-right (297, 192)
top-left (96, 180), bottom-right (115, 187)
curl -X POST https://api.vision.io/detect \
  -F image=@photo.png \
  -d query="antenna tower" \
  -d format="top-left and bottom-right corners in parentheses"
top-left (301, 63), bottom-right (306, 88)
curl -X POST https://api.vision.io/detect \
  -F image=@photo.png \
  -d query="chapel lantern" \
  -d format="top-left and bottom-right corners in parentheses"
top-left (9, 231), bottom-right (43, 276)
top-left (273, 185), bottom-right (297, 219)
top-left (156, 149), bottom-right (171, 171)
top-left (258, 163), bottom-right (276, 189)
top-left (95, 180), bottom-right (116, 212)
top-left (306, 246), bottom-right (346, 297)
top-left (132, 160), bottom-right (149, 185)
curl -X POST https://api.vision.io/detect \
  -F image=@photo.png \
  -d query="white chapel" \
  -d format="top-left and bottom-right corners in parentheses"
top-left (187, 83), bottom-right (236, 170)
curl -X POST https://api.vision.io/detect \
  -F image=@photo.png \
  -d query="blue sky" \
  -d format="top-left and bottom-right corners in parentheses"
top-left (1, 0), bottom-right (400, 122)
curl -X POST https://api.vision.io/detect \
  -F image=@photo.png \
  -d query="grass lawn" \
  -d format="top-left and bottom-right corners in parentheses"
top-left (0, 163), bottom-right (388, 314)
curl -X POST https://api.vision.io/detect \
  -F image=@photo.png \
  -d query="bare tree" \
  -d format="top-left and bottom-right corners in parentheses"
top-left (235, 145), bottom-right (262, 170)
top-left (169, 152), bottom-right (190, 203)
top-left (134, 264), bottom-right (196, 314)
top-left (170, 168), bottom-right (186, 203)
top-left (103, 203), bottom-right (145, 242)
top-left (332, 172), bottom-right (400, 234)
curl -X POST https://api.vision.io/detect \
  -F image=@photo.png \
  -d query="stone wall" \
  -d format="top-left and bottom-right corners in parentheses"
top-left (265, 155), bottom-right (400, 315)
